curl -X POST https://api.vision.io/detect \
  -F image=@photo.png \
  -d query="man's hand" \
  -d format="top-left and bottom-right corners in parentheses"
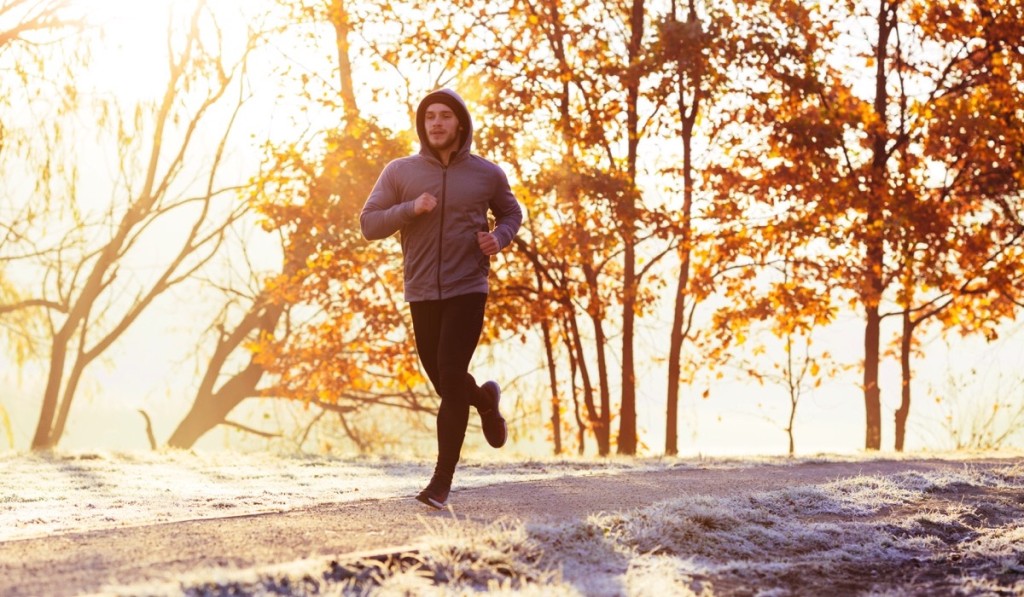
top-left (413, 193), bottom-right (438, 215)
top-left (477, 231), bottom-right (500, 256)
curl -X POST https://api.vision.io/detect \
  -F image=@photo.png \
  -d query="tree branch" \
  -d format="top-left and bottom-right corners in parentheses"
top-left (221, 419), bottom-right (281, 439)
top-left (0, 298), bottom-right (66, 315)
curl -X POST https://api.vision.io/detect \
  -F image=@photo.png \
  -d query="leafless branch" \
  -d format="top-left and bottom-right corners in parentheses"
top-left (0, 298), bottom-right (66, 315)
top-left (136, 409), bottom-right (157, 450)
top-left (221, 419), bottom-right (281, 439)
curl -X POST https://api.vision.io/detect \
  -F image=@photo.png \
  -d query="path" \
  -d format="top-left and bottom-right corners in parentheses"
top-left (0, 458), bottom-right (1012, 596)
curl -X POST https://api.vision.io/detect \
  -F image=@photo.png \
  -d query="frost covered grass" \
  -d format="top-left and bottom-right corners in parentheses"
top-left (6, 447), bottom-right (952, 541)
top-left (4, 451), bottom-right (1022, 596)
top-left (0, 450), bottom-right (663, 541)
top-left (168, 463), bottom-right (1024, 596)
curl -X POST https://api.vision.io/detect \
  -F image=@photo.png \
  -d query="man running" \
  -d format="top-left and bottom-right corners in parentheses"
top-left (360, 88), bottom-right (523, 509)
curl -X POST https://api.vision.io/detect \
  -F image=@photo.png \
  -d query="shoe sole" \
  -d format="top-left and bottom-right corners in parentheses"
top-left (415, 492), bottom-right (446, 509)
top-left (487, 419), bottom-right (507, 448)
top-left (481, 381), bottom-right (507, 448)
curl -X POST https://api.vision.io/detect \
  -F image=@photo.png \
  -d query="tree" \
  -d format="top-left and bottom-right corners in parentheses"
top-left (29, 0), bottom-right (257, 449)
top-left (706, 0), bottom-right (1024, 451)
top-left (654, 0), bottom-right (740, 455)
top-left (440, 0), bottom-right (683, 455)
top-left (726, 254), bottom-right (845, 455)
top-left (0, 0), bottom-right (85, 373)
top-left (167, 0), bottom-right (423, 449)
top-left (885, 0), bottom-right (1024, 451)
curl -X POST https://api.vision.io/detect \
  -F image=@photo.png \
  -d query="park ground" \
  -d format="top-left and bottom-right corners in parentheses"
top-left (1, 451), bottom-right (1022, 595)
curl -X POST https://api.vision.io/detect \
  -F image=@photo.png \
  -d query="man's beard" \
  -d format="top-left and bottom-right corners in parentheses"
top-left (429, 131), bottom-right (459, 152)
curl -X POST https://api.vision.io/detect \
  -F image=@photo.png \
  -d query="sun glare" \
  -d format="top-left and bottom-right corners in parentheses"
top-left (83, 0), bottom-right (203, 99)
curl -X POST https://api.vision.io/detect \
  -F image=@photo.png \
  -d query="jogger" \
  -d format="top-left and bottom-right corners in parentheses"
top-left (360, 88), bottom-right (523, 508)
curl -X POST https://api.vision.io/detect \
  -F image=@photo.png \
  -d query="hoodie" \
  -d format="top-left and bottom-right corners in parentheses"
top-left (360, 89), bottom-right (523, 302)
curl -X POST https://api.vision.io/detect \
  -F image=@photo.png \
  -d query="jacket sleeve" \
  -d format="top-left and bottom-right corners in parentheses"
top-left (489, 167), bottom-right (523, 250)
top-left (360, 162), bottom-right (417, 240)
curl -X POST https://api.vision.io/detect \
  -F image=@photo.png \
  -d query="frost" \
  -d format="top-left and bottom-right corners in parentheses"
top-left (3, 451), bottom-right (1022, 595)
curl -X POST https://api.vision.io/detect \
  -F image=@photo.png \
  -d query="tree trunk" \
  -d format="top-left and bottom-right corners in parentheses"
top-left (568, 307), bottom-right (607, 455)
top-left (618, 241), bottom-right (638, 455)
top-left (167, 295), bottom-right (284, 448)
top-left (329, 0), bottom-right (359, 120)
top-left (579, 260), bottom-right (611, 454)
top-left (590, 311), bottom-right (612, 455)
top-left (541, 313), bottom-right (562, 455)
top-left (862, 0), bottom-right (894, 451)
top-left (863, 304), bottom-right (883, 450)
top-left (665, 274), bottom-right (684, 455)
top-left (34, 229), bottom-right (134, 449)
top-left (667, 52), bottom-right (699, 455)
top-left (563, 322), bottom-right (586, 455)
top-left (33, 237), bottom-right (131, 448)
top-left (616, 0), bottom-right (645, 456)
top-left (666, 185), bottom-right (693, 457)
top-left (531, 249), bottom-right (562, 454)
top-left (786, 334), bottom-right (797, 456)
top-left (49, 351), bottom-right (88, 446)
top-left (588, 314), bottom-right (612, 455)
top-left (894, 309), bottom-right (913, 451)
top-left (167, 359), bottom-right (264, 449)
top-left (32, 328), bottom-right (72, 448)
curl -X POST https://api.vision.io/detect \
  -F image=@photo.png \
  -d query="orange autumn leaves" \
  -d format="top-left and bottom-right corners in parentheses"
top-left (247, 0), bottom-right (1023, 454)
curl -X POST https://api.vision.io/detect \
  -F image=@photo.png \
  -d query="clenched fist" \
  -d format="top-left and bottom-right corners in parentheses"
top-left (477, 231), bottom-right (500, 256)
top-left (413, 193), bottom-right (438, 215)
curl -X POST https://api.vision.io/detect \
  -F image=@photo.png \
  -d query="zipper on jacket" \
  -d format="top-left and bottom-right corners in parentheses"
top-left (437, 165), bottom-right (448, 299)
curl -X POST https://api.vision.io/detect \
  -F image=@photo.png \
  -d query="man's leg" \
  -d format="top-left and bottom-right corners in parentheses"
top-left (409, 299), bottom-right (442, 392)
top-left (433, 293), bottom-right (487, 477)
top-left (409, 294), bottom-right (486, 507)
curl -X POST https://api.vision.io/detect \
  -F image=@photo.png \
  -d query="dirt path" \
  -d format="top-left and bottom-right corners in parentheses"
top-left (0, 458), bottom-right (1015, 596)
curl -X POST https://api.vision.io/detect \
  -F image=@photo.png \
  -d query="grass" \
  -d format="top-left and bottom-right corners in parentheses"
top-left (167, 463), bottom-right (1024, 596)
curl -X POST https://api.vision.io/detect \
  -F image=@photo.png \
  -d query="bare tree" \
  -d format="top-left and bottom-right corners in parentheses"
top-left (30, 1), bottom-right (258, 449)
top-left (928, 341), bottom-right (1024, 452)
top-left (167, 0), bottom-right (418, 449)
top-left (0, 0), bottom-right (86, 364)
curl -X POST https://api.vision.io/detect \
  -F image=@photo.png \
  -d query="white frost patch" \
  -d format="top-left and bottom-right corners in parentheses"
top-left (0, 450), bottom-right (667, 541)
top-left (4, 450), bottom-right (1023, 596)
top-left (73, 457), bottom-right (1024, 596)
top-left (302, 463), bottom-right (1021, 596)
top-left (624, 554), bottom-right (708, 597)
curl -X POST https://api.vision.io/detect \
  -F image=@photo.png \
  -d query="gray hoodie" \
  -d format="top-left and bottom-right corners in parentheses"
top-left (360, 89), bottom-right (523, 302)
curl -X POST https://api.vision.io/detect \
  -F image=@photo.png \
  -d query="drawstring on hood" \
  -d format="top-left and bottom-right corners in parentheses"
top-left (416, 88), bottom-right (473, 159)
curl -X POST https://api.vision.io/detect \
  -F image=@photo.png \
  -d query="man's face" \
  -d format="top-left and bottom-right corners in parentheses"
top-left (424, 103), bottom-right (460, 152)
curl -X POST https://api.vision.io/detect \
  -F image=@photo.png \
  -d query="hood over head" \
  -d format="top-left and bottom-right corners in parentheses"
top-left (416, 88), bottom-right (473, 158)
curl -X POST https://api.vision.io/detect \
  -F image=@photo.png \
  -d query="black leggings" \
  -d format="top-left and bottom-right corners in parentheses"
top-left (409, 293), bottom-right (487, 480)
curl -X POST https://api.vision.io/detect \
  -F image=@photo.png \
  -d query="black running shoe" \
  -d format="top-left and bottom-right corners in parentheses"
top-left (479, 381), bottom-right (508, 448)
top-left (415, 477), bottom-right (450, 509)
